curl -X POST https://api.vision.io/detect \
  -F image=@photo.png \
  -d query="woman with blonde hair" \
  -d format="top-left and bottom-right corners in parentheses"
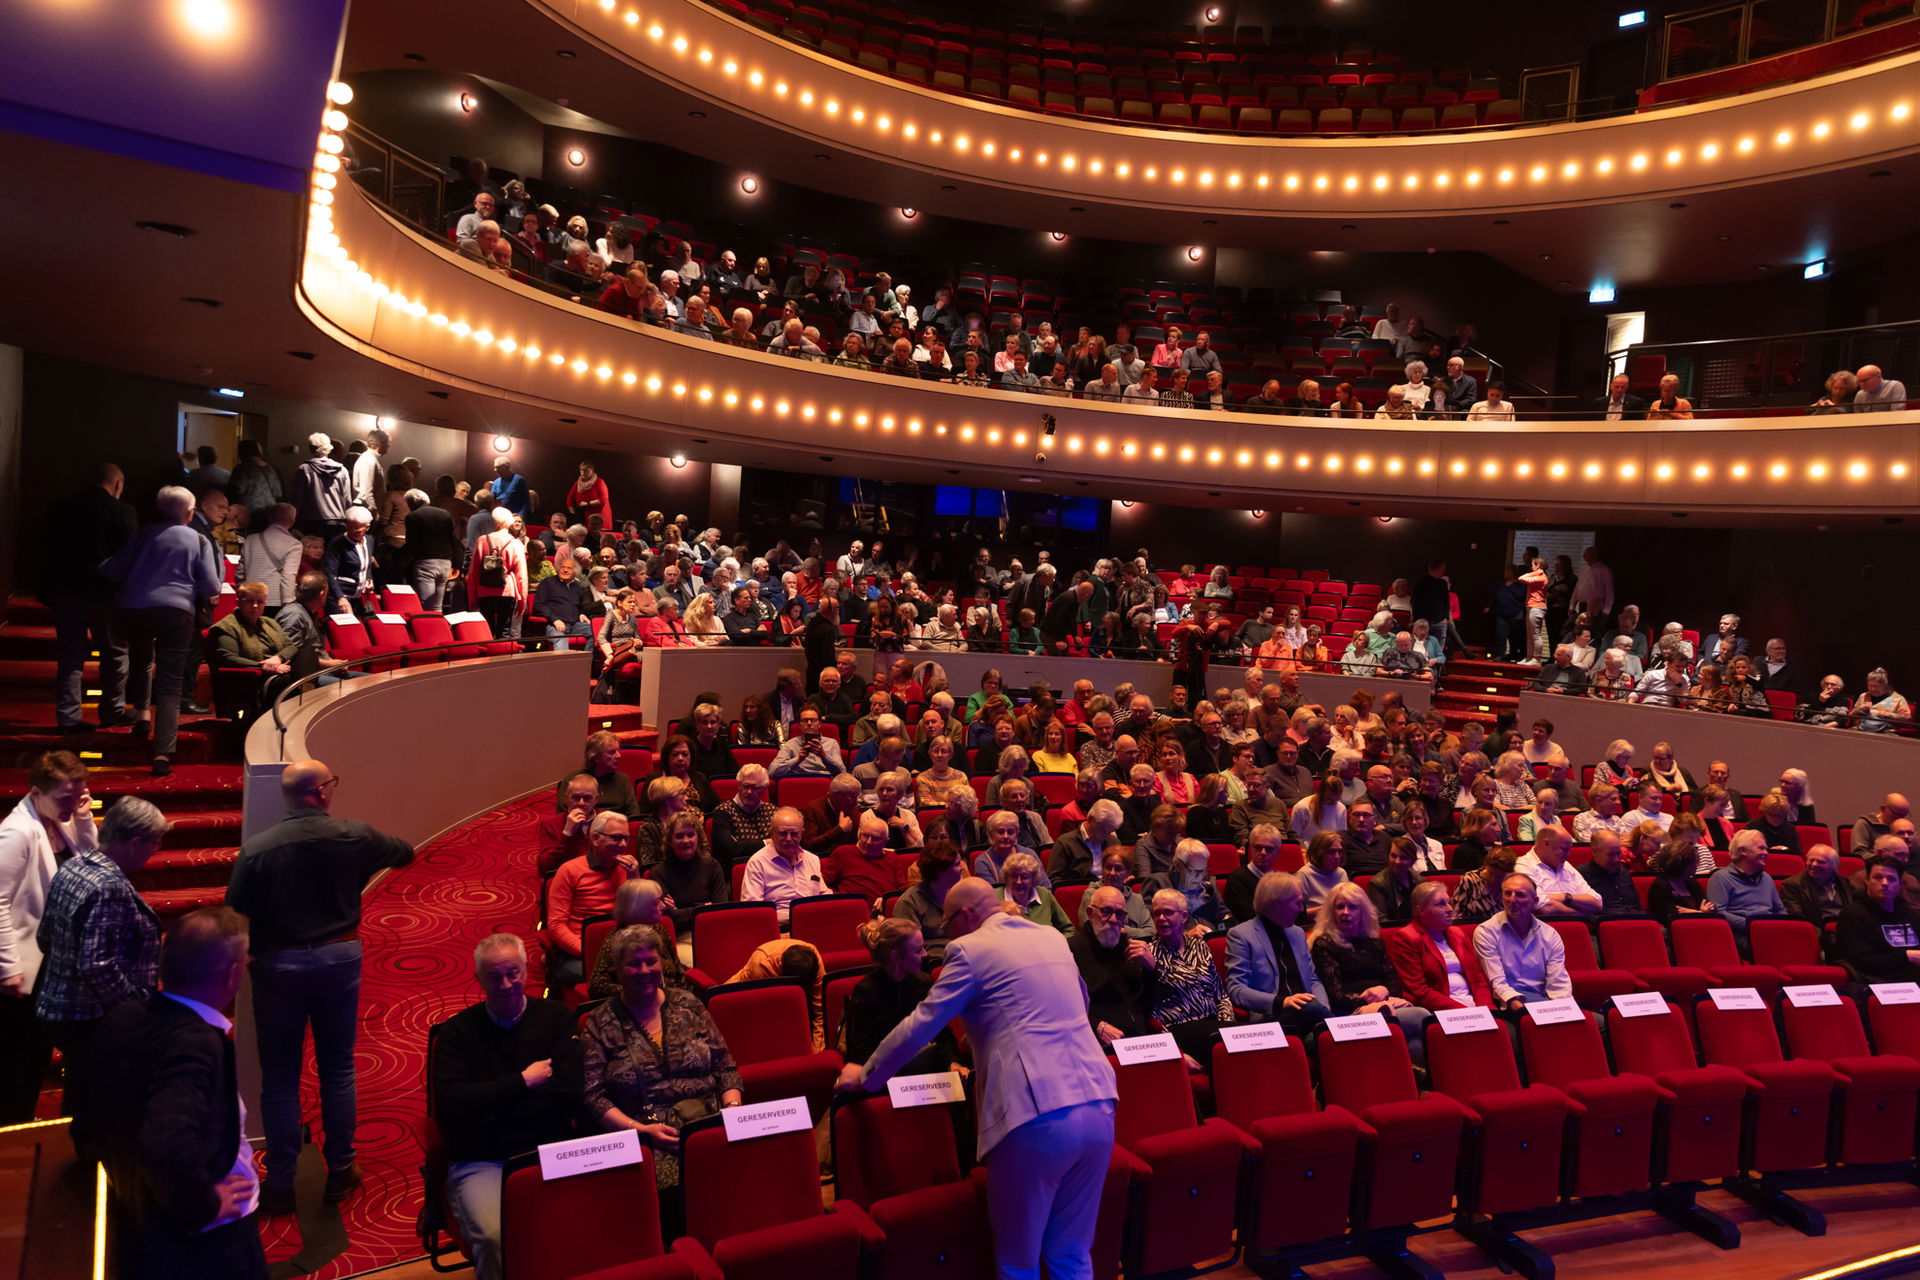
top-left (839, 918), bottom-right (956, 1069)
top-left (682, 592), bottom-right (725, 646)
top-left (1309, 881), bottom-right (1426, 1059)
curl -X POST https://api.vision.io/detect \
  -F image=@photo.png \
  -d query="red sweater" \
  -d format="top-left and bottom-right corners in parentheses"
top-left (546, 856), bottom-right (629, 957)
top-left (536, 812), bottom-right (592, 877)
top-left (822, 846), bottom-right (914, 903)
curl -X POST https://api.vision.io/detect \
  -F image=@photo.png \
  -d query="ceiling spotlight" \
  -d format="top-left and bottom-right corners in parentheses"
top-left (1186, 245), bottom-right (1204, 261)
top-left (1250, 508), bottom-right (1265, 517)
top-left (566, 147), bottom-right (586, 166)
top-left (900, 207), bottom-right (917, 219)
top-left (1049, 231), bottom-right (1067, 241)
top-left (492, 434), bottom-right (512, 453)
top-left (670, 452), bottom-right (688, 468)
top-left (459, 92), bottom-right (476, 112)
top-left (740, 175), bottom-right (759, 193)
top-left (1203, 4), bottom-right (1222, 20)
top-left (327, 81), bottom-right (354, 105)
top-left (375, 416), bottom-right (397, 429)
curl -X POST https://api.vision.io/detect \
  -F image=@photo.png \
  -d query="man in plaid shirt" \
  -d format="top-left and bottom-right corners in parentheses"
top-left (36, 796), bottom-right (168, 1141)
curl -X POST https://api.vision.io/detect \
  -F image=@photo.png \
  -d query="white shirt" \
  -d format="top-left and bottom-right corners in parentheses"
top-left (1468, 400), bottom-right (1515, 420)
top-left (1522, 739), bottom-right (1563, 764)
top-left (160, 992), bottom-right (260, 1231)
top-left (1435, 936), bottom-right (1474, 1005)
top-left (1372, 318), bottom-right (1408, 344)
top-left (1573, 560), bottom-right (1615, 616)
top-left (1472, 911), bottom-right (1571, 1004)
top-left (0, 796), bottom-right (98, 984)
top-left (1603, 395), bottom-right (1628, 422)
top-left (740, 846), bottom-right (826, 921)
top-left (1632, 669), bottom-right (1690, 707)
top-left (351, 449), bottom-right (386, 512)
top-left (1393, 382), bottom-right (1432, 410)
top-left (1515, 852), bottom-right (1600, 907)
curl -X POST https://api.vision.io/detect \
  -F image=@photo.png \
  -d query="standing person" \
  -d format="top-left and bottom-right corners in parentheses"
top-left (291, 433), bottom-right (353, 539)
top-left (470, 506), bottom-right (529, 640)
top-left (1410, 559), bottom-right (1452, 657)
top-left (43, 462), bottom-right (136, 733)
top-left (1517, 556), bottom-right (1549, 665)
top-left (566, 462), bottom-right (611, 530)
top-left (1570, 545), bottom-right (1615, 641)
top-left (350, 426), bottom-right (390, 514)
top-left (0, 750), bottom-right (98, 1121)
top-left (487, 456), bottom-right (529, 519)
top-left (225, 759), bottom-right (416, 1215)
top-left (238, 503), bottom-right (304, 608)
top-left (839, 878), bottom-right (1116, 1280)
top-left (430, 934), bottom-right (582, 1280)
top-left (99, 486), bottom-right (223, 776)
top-left (226, 439), bottom-right (284, 524)
top-left (90, 907), bottom-right (267, 1278)
top-left (34, 797), bottom-right (167, 1144)
top-left (401, 489), bottom-right (461, 613)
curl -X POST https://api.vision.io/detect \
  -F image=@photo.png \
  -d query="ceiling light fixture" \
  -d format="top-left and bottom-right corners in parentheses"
top-left (459, 92), bottom-right (475, 112)
top-left (566, 147), bottom-right (586, 166)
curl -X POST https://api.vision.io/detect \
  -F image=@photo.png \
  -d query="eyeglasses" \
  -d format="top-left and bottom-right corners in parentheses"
top-left (1090, 906), bottom-right (1127, 920)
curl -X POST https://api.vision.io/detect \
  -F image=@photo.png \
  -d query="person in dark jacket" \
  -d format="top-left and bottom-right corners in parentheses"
top-left (1835, 857), bottom-right (1920, 983)
top-left (430, 934), bottom-right (582, 1280)
top-left (89, 907), bottom-right (268, 1279)
top-left (400, 491), bottom-right (462, 613)
top-left (1779, 844), bottom-right (1852, 929)
top-left (45, 463), bottom-right (137, 732)
top-left (801, 596), bottom-right (842, 692)
top-left (841, 918), bottom-right (956, 1072)
top-left (1072, 886), bottom-right (1159, 1045)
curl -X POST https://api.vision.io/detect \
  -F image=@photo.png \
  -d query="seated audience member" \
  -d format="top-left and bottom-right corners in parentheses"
top-left (1393, 800), bottom-right (1449, 873)
top-left (1836, 857), bottom-right (1920, 982)
top-left (1450, 808), bottom-right (1505, 873)
top-left (556, 731), bottom-right (640, 819)
top-left (1230, 771), bottom-right (1292, 845)
top-left (1849, 834), bottom-right (1920, 908)
top-left (1079, 849), bottom-right (1155, 940)
top-left (1339, 799), bottom-right (1390, 875)
top-left (869, 770), bottom-right (926, 850)
top-left (1646, 373), bottom-right (1694, 419)
top-left (972, 810), bottom-right (1052, 886)
top-left (538, 774), bottom-right (600, 875)
top-left (1451, 847), bottom-right (1519, 926)
top-left (545, 813), bottom-right (634, 989)
top-left (1776, 769), bottom-right (1817, 825)
top-left (1647, 838), bottom-right (1717, 924)
top-left (1630, 653), bottom-right (1692, 708)
top-left (1706, 830), bottom-right (1788, 937)
top-left (1146, 889), bottom-right (1235, 1058)
top-left (587, 880), bottom-right (685, 998)
top-left (1050, 798), bottom-right (1124, 885)
top-left (1366, 836), bottom-right (1425, 924)
top-left (1851, 793), bottom-right (1911, 856)
top-left (1296, 830), bottom-right (1352, 915)
top-left (1075, 885), bottom-right (1160, 1045)
top-left (1851, 363), bottom-right (1908, 412)
top-left (683, 704), bottom-right (736, 781)
top-left (632, 777), bottom-right (707, 872)
top-left (1580, 829), bottom-right (1643, 916)
top-left (769, 708), bottom-right (845, 778)
top-left (709, 764), bottom-right (774, 868)
top-left (913, 736), bottom-right (971, 809)
top-left (581, 925), bottom-right (742, 1218)
top-left (430, 934), bottom-right (582, 1280)
top-left (841, 919), bottom-right (956, 1072)
top-left (648, 814), bottom-right (727, 940)
top-left (1182, 772), bottom-right (1235, 844)
top-left (825, 813), bottom-right (914, 904)
top-left (739, 807), bottom-right (825, 923)
top-left (1145, 839), bottom-right (1228, 931)
top-left (1226, 871), bottom-right (1331, 1035)
top-left (1531, 645), bottom-right (1588, 695)
top-left (1571, 784), bottom-right (1640, 845)
top-left (725, 938), bottom-right (826, 1050)
top-left (891, 841), bottom-right (966, 964)
top-left (206, 581), bottom-right (298, 714)
top-left (1290, 775), bottom-right (1348, 844)
top-left (1515, 826), bottom-right (1602, 919)
top-left (807, 667), bottom-right (861, 729)
top-left (1780, 844), bottom-right (1852, 929)
top-left (1515, 788), bottom-right (1565, 844)
top-left (998, 851), bottom-right (1073, 933)
top-left (1745, 791), bottom-right (1802, 856)
top-left (1131, 804), bottom-right (1186, 880)
top-left (1472, 874), bottom-right (1572, 1008)
top-left (1225, 824), bottom-right (1287, 922)
top-left (1388, 881), bottom-right (1493, 1010)
top-left (1310, 883), bottom-right (1427, 1058)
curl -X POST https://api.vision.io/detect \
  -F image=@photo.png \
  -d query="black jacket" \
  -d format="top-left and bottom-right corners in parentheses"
top-left (322, 533), bottom-right (379, 605)
top-left (802, 614), bottom-right (841, 691)
top-left (90, 994), bottom-right (244, 1238)
top-left (430, 998), bottom-right (582, 1163)
top-left (1591, 392), bottom-right (1648, 420)
top-left (402, 503), bottom-right (462, 568)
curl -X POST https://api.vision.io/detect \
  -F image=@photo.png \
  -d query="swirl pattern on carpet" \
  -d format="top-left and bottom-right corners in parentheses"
top-left (263, 791), bottom-right (548, 1277)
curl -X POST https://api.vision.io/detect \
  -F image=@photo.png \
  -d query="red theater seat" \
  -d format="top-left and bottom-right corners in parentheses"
top-left (1606, 1000), bottom-right (1752, 1185)
top-left (1779, 993), bottom-right (1920, 1165)
top-left (500, 1149), bottom-right (699, 1280)
top-left (831, 1092), bottom-right (992, 1280)
top-left (1109, 1053), bottom-right (1252, 1275)
top-left (686, 901), bottom-right (780, 990)
top-left (676, 1117), bottom-right (879, 1280)
top-left (1209, 1037), bottom-right (1361, 1258)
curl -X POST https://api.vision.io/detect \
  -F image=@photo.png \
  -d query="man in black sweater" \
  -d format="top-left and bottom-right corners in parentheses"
top-left (533, 556), bottom-right (593, 651)
top-left (801, 595), bottom-right (841, 692)
top-left (1410, 558), bottom-right (1453, 655)
top-left (401, 490), bottom-right (463, 613)
top-left (430, 933), bottom-right (582, 1280)
top-left (1072, 886), bottom-right (1158, 1047)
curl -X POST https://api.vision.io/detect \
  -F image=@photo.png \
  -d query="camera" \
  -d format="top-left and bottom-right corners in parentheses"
top-left (1034, 450), bottom-right (1048, 464)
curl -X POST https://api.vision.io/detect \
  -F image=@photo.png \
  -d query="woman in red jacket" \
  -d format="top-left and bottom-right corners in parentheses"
top-left (566, 462), bottom-right (611, 531)
top-left (1385, 880), bottom-right (1493, 1010)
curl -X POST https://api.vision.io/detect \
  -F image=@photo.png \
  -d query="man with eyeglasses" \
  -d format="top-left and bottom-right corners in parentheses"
top-left (226, 759), bottom-right (414, 1218)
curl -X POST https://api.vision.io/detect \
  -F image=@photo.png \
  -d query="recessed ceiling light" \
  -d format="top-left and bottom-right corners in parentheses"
top-left (1537, 253), bottom-right (1554, 260)
top-left (940, 184), bottom-right (957, 192)
top-left (1669, 201), bottom-right (1687, 209)
top-left (1714, 233), bottom-right (1733, 241)
top-left (1069, 206), bottom-right (1085, 213)
top-left (566, 147), bottom-right (586, 166)
top-left (459, 92), bottom-right (476, 112)
top-left (813, 152), bottom-right (831, 161)
top-left (135, 220), bottom-right (196, 238)
top-left (689, 109), bottom-right (707, 118)
top-left (1491, 218), bottom-right (1509, 226)
top-left (556, 48), bottom-right (577, 57)
top-left (180, 296), bottom-right (221, 308)
top-left (1869, 169), bottom-right (1892, 179)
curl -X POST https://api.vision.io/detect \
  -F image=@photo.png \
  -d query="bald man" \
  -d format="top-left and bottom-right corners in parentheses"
top-left (1853, 364), bottom-right (1908, 412)
top-left (839, 877), bottom-right (1116, 1280)
top-left (226, 760), bottom-right (414, 1217)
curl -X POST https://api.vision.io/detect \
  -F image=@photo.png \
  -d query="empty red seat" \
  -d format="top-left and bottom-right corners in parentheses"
top-left (1109, 1053), bottom-right (1251, 1275)
top-left (1318, 1023), bottom-right (1469, 1237)
top-left (500, 1147), bottom-right (698, 1279)
top-left (1210, 1037), bottom-right (1361, 1258)
top-left (831, 1092), bottom-right (991, 1280)
top-left (788, 893), bottom-right (873, 971)
top-left (676, 1117), bottom-right (878, 1279)
top-left (1696, 999), bottom-right (1837, 1174)
top-left (1670, 917), bottom-right (1789, 996)
top-left (1780, 992), bottom-right (1920, 1165)
top-left (686, 901), bottom-right (780, 990)
top-left (1519, 1008), bottom-right (1670, 1201)
top-left (1598, 920), bottom-right (1714, 1005)
top-left (1748, 919), bottom-right (1850, 987)
top-left (1607, 999), bottom-right (1753, 1186)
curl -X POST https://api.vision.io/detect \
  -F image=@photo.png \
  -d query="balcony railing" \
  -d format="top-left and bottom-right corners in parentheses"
top-left (1615, 319), bottom-right (1920, 410)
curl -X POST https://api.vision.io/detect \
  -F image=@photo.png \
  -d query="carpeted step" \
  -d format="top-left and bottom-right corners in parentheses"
top-left (141, 885), bottom-right (227, 922)
top-left (1441, 674), bottom-right (1528, 697)
top-left (4, 597), bottom-right (53, 627)
top-left (0, 763), bottom-right (242, 808)
top-left (132, 846), bottom-right (239, 892)
top-left (0, 726), bottom-right (219, 767)
top-left (1440, 709), bottom-right (1500, 731)
top-left (158, 810), bottom-right (243, 849)
top-left (0, 625), bottom-right (57, 661)
top-left (586, 705), bottom-right (650, 736)
top-left (1445, 658), bottom-right (1539, 681)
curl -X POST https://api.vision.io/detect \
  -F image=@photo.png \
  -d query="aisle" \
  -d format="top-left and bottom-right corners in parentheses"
top-left (260, 791), bottom-right (548, 1278)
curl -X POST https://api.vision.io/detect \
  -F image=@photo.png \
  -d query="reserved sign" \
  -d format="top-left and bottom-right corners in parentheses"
top-left (888, 1071), bottom-right (965, 1108)
top-left (1526, 998), bottom-right (1584, 1025)
top-left (1112, 1033), bottom-right (1181, 1065)
top-left (1218, 1023), bottom-right (1287, 1053)
top-left (1872, 982), bottom-right (1920, 1005)
top-left (1435, 1006), bottom-right (1498, 1034)
top-left (1324, 1013), bottom-right (1390, 1042)
top-left (722, 1096), bottom-right (813, 1141)
top-left (1782, 984), bottom-right (1842, 1008)
top-left (1708, 988), bottom-right (1766, 1011)
top-left (1611, 991), bottom-right (1670, 1019)
top-left (537, 1129), bottom-right (644, 1181)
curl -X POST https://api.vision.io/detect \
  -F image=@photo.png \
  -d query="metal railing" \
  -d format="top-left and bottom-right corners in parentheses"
top-left (1607, 318), bottom-right (1920, 410)
top-left (1658, 0), bottom-right (1865, 83)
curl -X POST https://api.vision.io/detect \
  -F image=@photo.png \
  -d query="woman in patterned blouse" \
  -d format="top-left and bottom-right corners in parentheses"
top-left (582, 925), bottom-right (742, 1225)
top-left (1145, 888), bottom-right (1233, 1060)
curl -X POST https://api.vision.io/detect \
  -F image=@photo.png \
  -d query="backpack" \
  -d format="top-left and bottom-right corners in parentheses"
top-left (477, 532), bottom-right (506, 588)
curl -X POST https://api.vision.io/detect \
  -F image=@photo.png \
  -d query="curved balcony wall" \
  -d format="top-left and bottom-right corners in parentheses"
top-left (517, 0), bottom-right (1920, 220)
top-left (300, 176), bottom-right (1920, 516)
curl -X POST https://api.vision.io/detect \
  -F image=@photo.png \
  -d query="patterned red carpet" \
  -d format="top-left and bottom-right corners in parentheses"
top-left (261, 791), bottom-right (548, 1277)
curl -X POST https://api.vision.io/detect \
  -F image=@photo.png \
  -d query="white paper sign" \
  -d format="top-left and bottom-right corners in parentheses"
top-left (1526, 997), bottom-right (1584, 1025)
top-left (1111, 1033), bottom-right (1181, 1065)
top-left (721, 1096), bottom-right (813, 1141)
top-left (1871, 982), bottom-right (1920, 1005)
top-left (1783, 984), bottom-right (1842, 1008)
top-left (443, 611), bottom-right (485, 625)
top-left (1611, 991), bottom-right (1670, 1019)
top-left (1709, 987), bottom-right (1767, 1011)
top-left (887, 1071), bottom-right (965, 1108)
top-left (536, 1129), bottom-right (644, 1181)
top-left (1324, 1013), bottom-right (1391, 1042)
top-left (1219, 1023), bottom-right (1288, 1054)
top-left (374, 613), bottom-right (406, 624)
top-left (1436, 1006), bottom-right (1499, 1035)
top-left (386, 586), bottom-right (418, 599)
top-left (219, 583), bottom-right (236, 595)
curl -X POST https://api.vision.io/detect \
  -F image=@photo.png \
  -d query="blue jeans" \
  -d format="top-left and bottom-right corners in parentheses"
top-left (53, 594), bottom-right (128, 728)
top-left (252, 940), bottom-right (362, 1187)
top-left (546, 618), bottom-right (592, 651)
top-left (445, 1161), bottom-right (504, 1280)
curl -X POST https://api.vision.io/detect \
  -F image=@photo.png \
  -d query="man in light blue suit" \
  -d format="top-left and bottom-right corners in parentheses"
top-left (1226, 871), bottom-right (1331, 1036)
top-left (839, 878), bottom-right (1117, 1280)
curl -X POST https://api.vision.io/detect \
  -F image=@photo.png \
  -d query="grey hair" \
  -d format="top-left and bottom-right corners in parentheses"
top-left (615, 877), bottom-right (665, 923)
top-left (473, 932), bottom-right (526, 973)
top-left (735, 762), bottom-right (770, 786)
top-left (1404, 360), bottom-right (1428, 378)
top-left (156, 486), bottom-right (196, 521)
top-left (307, 432), bottom-right (334, 455)
top-left (1868, 667), bottom-right (1891, 684)
top-left (589, 809), bottom-right (629, 836)
top-left (101, 796), bottom-right (171, 846)
top-left (344, 505), bottom-right (373, 527)
top-left (1087, 798), bottom-right (1124, 831)
top-left (1253, 870), bottom-right (1302, 915)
